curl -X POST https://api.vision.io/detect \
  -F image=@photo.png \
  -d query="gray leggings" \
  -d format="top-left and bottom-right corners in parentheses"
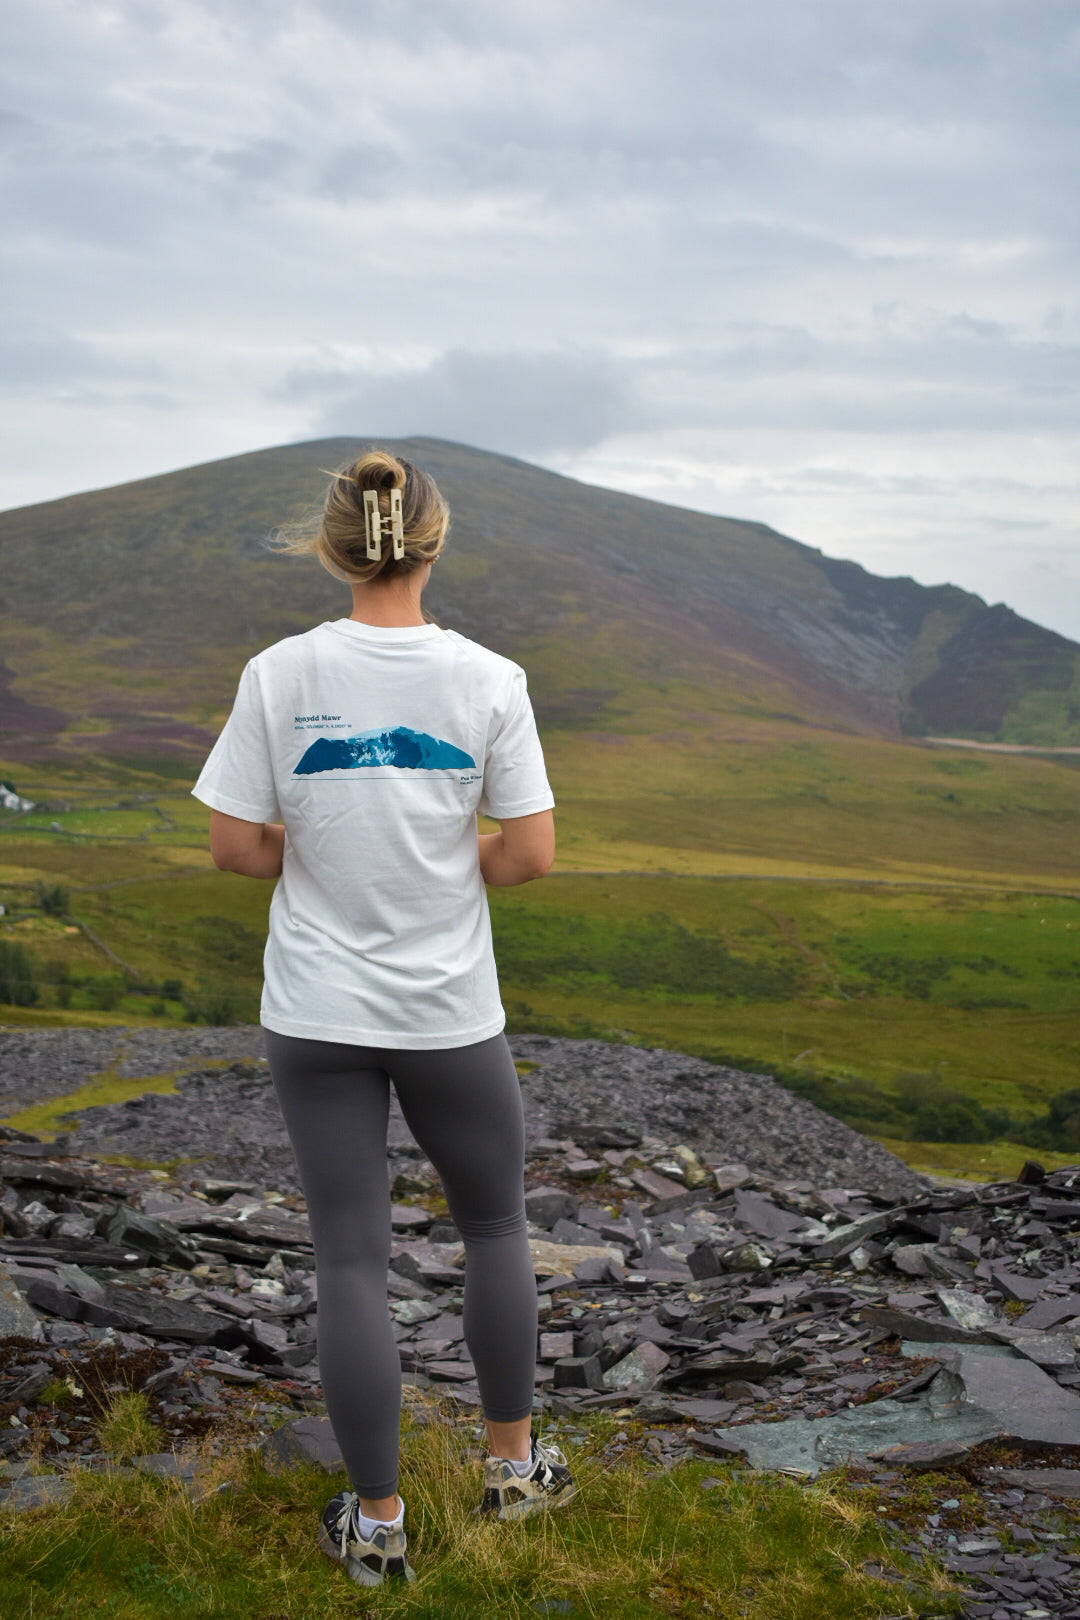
top-left (263, 1029), bottom-right (538, 1497)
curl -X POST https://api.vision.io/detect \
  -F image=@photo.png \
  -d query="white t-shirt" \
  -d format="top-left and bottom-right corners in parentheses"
top-left (191, 619), bottom-right (554, 1048)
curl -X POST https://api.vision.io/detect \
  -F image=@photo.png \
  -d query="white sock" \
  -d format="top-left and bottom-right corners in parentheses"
top-left (501, 1442), bottom-right (534, 1477)
top-left (354, 1496), bottom-right (404, 1538)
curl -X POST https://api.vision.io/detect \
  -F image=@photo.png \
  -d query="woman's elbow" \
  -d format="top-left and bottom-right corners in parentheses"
top-left (522, 833), bottom-right (555, 881)
top-left (209, 812), bottom-right (255, 872)
top-left (532, 846), bottom-right (555, 880)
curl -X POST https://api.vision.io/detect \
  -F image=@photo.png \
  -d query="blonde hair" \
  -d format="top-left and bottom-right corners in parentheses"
top-left (275, 448), bottom-right (449, 583)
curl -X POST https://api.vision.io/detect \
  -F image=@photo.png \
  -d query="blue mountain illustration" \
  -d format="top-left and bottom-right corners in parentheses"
top-left (294, 726), bottom-right (476, 776)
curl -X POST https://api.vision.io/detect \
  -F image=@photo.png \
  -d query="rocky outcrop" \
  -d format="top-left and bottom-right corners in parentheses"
top-left (4, 1030), bottom-right (1080, 1617)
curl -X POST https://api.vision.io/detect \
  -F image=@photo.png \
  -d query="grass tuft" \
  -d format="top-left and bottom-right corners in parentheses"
top-left (0, 1400), bottom-right (956, 1619)
top-left (94, 1391), bottom-right (164, 1464)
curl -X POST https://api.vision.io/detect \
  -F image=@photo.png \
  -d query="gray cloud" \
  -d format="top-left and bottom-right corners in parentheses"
top-left (1, 0), bottom-right (1079, 636)
top-left (280, 349), bottom-right (652, 458)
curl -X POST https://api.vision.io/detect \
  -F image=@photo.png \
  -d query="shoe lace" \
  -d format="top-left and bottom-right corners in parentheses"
top-left (534, 1436), bottom-right (567, 1468)
top-left (341, 1492), bottom-right (360, 1541)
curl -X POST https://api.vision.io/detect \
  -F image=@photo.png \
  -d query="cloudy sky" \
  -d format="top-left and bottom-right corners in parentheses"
top-left (3, 0), bottom-right (1079, 640)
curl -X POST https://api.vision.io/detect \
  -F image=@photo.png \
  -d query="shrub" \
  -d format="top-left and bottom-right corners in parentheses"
top-left (85, 975), bottom-right (123, 1011)
top-left (181, 979), bottom-right (259, 1025)
top-left (0, 939), bottom-right (39, 1006)
top-left (34, 881), bottom-right (70, 917)
top-left (1025, 1086), bottom-right (1080, 1152)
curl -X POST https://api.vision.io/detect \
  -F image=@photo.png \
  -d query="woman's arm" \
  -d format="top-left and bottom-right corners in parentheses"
top-left (209, 810), bottom-right (285, 879)
top-left (478, 809), bottom-right (555, 887)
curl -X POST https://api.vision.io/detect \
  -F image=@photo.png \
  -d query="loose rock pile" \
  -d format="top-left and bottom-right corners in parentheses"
top-left (2, 1030), bottom-right (1080, 1619)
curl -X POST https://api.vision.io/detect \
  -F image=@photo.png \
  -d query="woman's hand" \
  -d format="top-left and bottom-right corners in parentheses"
top-left (478, 810), bottom-right (555, 887)
top-left (209, 811), bottom-right (285, 879)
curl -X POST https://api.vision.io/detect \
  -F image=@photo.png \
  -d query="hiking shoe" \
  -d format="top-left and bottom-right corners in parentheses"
top-left (318, 1491), bottom-right (415, 1586)
top-left (479, 1433), bottom-right (577, 1521)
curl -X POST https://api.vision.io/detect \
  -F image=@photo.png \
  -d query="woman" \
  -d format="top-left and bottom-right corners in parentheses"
top-left (192, 448), bottom-right (574, 1587)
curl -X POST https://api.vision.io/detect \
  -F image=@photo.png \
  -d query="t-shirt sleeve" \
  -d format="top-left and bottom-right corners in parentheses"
top-left (191, 661), bottom-right (282, 823)
top-left (479, 668), bottom-right (555, 820)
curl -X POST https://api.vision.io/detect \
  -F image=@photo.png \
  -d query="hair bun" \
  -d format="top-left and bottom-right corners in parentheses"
top-left (271, 445), bottom-right (448, 583)
top-left (353, 449), bottom-right (406, 492)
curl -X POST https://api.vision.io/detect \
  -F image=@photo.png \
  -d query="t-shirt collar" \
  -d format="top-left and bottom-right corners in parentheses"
top-left (327, 618), bottom-right (444, 645)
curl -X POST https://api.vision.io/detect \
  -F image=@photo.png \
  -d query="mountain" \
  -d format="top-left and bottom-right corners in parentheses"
top-left (1, 436), bottom-right (1078, 760)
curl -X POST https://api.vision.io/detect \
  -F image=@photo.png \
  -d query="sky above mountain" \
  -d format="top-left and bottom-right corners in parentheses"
top-left (2, 1), bottom-right (1079, 641)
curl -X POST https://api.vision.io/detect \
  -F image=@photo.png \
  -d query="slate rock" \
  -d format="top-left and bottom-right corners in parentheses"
top-left (0, 1261), bottom-right (44, 1340)
top-left (538, 1331), bottom-right (575, 1362)
top-left (9, 1260), bottom-right (106, 1305)
top-left (946, 1348), bottom-right (1080, 1448)
top-left (671, 1350), bottom-right (801, 1384)
top-left (866, 1439), bottom-right (972, 1470)
top-left (602, 1342), bottom-right (670, 1391)
top-left (101, 1204), bottom-right (198, 1269)
top-left (564, 1159), bottom-right (604, 1180)
top-left (549, 1218), bottom-right (602, 1248)
top-left (861, 1304), bottom-right (1001, 1347)
top-left (524, 1187), bottom-right (580, 1229)
top-left (937, 1288), bottom-right (1000, 1332)
top-left (812, 1210), bottom-right (900, 1259)
top-left (630, 1168), bottom-right (688, 1203)
top-left (990, 1268), bottom-right (1044, 1303)
top-left (78, 1284), bottom-right (245, 1345)
top-left (709, 1370), bottom-right (1001, 1477)
top-left (721, 1242), bottom-right (776, 1273)
top-left (16, 1201), bottom-right (57, 1237)
top-left (0, 1472), bottom-right (74, 1510)
top-left (573, 1256), bottom-right (624, 1284)
top-left (259, 1414), bottom-right (344, 1473)
top-left (732, 1189), bottom-right (809, 1240)
top-left (527, 1239), bottom-right (623, 1277)
top-left (2, 1362), bottom-right (54, 1404)
top-left (1018, 1296), bottom-right (1080, 1332)
top-left (553, 1121), bottom-right (642, 1150)
top-left (552, 1355), bottom-right (605, 1391)
top-left (993, 1326), bottom-right (1078, 1369)
top-left (49, 1214), bottom-right (96, 1242)
top-left (997, 1468), bottom-right (1080, 1498)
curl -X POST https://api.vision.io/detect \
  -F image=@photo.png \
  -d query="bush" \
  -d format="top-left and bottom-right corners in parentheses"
top-left (0, 939), bottom-right (39, 1006)
top-left (1025, 1086), bottom-right (1080, 1152)
top-left (181, 979), bottom-right (259, 1025)
top-left (896, 1070), bottom-right (1015, 1143)
top-left (34, 881), bottom-right (70, 917)
top-left (85, 975), bottom-right (123, 1011)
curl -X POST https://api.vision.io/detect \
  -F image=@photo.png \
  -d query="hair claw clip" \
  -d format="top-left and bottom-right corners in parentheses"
top-left (388, 488), bottom-right (404, 560)
top-left (363, 489), bottom-right (382, 559)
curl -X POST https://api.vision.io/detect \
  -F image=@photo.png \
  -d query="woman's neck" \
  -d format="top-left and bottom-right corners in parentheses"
top-left (348, 569), bottom-right (428, 627)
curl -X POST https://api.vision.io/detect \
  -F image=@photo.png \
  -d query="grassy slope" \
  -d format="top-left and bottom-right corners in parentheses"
top-left (2, 440), bottom-right (1079, 1173)
top-left (2, 726), bottom-right (1077, 1175)
top-left (0, 1401), bottom-right (958, 1620)
top-left (2, 436), bottom-right (1079, 754)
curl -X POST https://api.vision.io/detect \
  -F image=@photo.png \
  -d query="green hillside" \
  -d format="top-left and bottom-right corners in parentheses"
top-left (1, 439), bottom-right (1078, 1177)
top-left (1, 437), bottom-right (1078, 760)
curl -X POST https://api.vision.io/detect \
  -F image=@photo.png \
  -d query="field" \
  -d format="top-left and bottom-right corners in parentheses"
top-left (2, 720), bottom-right (1077, 1178)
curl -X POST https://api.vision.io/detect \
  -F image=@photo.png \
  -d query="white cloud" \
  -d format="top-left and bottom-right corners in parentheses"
top-left (0, 0), bottom-right (1078, 638)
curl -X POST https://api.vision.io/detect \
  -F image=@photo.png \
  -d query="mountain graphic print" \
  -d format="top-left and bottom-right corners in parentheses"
top-left (294, 726), bottom-right (476, 775)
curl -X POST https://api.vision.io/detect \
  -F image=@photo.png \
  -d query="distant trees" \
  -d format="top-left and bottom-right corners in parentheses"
top-left (0, 940), bottom-right (39, 1006)
top-left (34, 882), bottom-right (70, 917)
top-left (1025, 1087), bottom-right (1080, 1153)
